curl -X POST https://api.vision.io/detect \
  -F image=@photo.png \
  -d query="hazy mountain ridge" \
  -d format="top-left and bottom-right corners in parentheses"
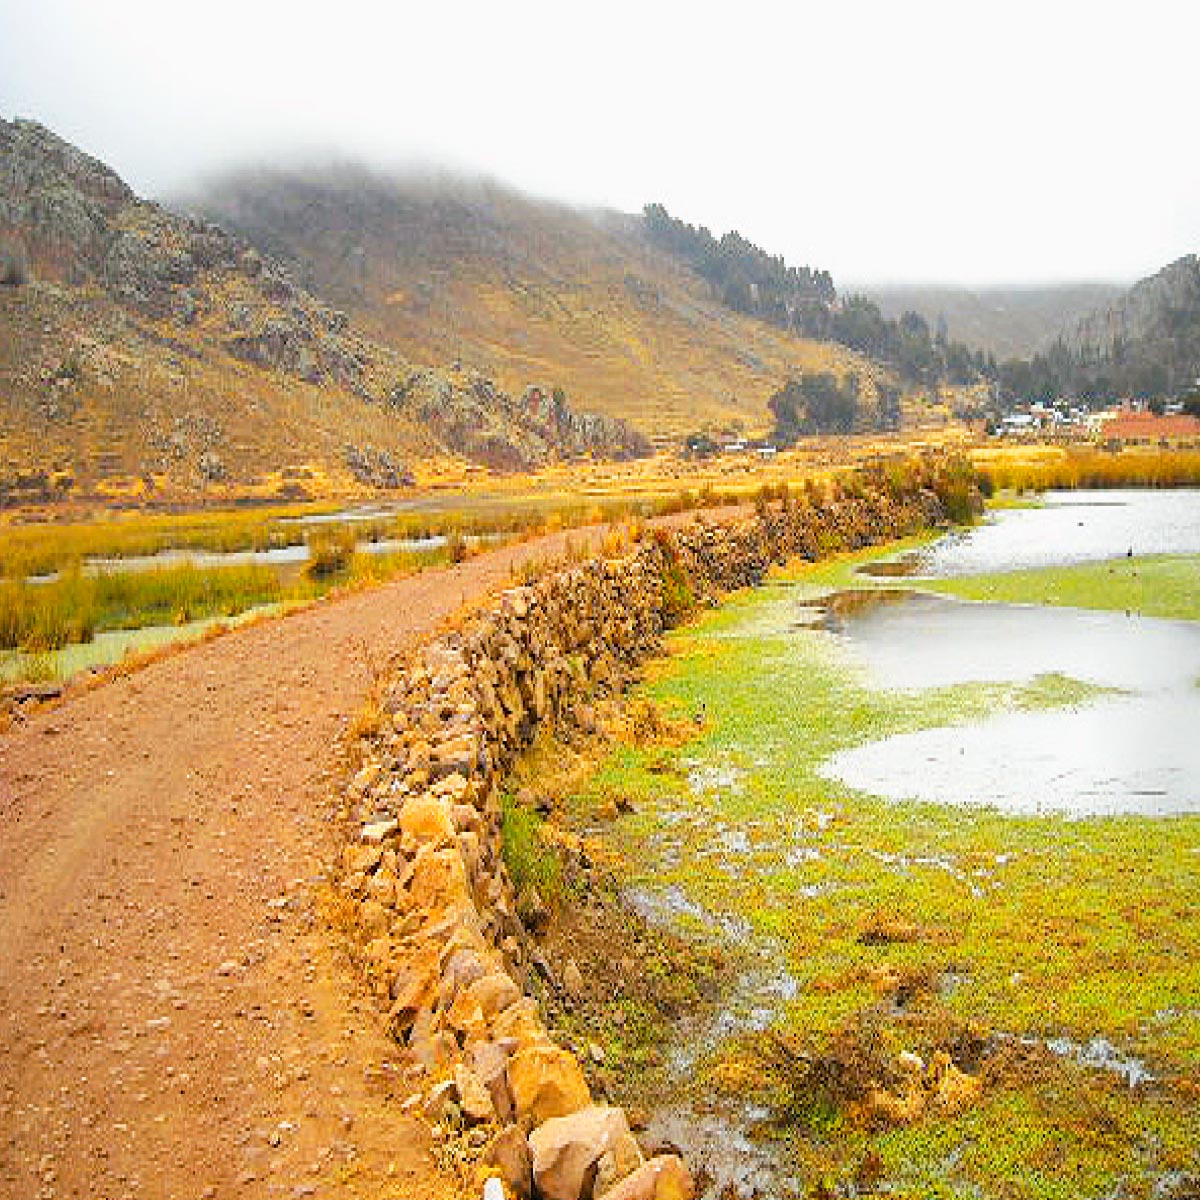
top-left (862, 283), bottom-right (1127, 360)
top-left (181, 164), bottom-right (885, 435)
top-left (989, 256), bottom-right (1200, 402)
top-left (1067, 255), bottom-right (1200, 368)
top-left (0, 119), bottom-right (648, 497)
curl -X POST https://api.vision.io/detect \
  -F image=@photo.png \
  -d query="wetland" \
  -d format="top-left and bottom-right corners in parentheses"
top-left (560, 489), bottom-right (1200, 1199)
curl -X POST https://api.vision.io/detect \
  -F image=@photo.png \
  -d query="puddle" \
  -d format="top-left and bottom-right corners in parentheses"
top-left (817, 590), bottom-right (1200, 816)
top-left (824, 693), bottom-right (1200, 817)
top-left (1001, 1033), bottom-right (1155, 1088)
top-left (832, 589), bottom-right (1200, 694)
top-left (644, 1105), bottom-right (794, 1200)
top-left (1041, 1035), bottom-right (1154, 1087)
top-left (795, 587), bottom-right (910, 633)
top-left (623, 884), bottom-right (751, 942)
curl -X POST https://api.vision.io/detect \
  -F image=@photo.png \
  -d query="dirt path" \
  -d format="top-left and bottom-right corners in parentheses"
top-left (0, 523), bottom-right (666, 1200)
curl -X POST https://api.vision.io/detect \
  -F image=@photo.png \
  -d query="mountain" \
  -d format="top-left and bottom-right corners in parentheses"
top-left (993, 255), bottom-right (1200, 402)
top-left (179, 165), bottom-right (885, 436)
top-left (1064, 255), bottom-right (1200, 392)
top-left (861, 283), bottom-right (1126, 361)
top-left (0, 119), bottom-right (647, 502)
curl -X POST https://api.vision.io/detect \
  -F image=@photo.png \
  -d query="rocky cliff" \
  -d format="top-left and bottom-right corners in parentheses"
top-left (1064, 254), bottom-right (1200, 391)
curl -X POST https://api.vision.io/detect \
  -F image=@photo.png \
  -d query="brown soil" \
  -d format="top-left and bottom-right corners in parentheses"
top-left (0, 523), bottom-right (687, 1200)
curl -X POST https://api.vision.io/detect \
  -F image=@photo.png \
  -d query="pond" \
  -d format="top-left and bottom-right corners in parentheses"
top-left (823, 487), bottom-right (1200, 817)
top-left (819, 591), bottom-right (1200, 816)
top-left (917, 487), bottom-right (1200, 576)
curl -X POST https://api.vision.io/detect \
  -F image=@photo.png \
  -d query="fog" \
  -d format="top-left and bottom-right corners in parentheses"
top-left (1, 0), bottom-right (1197, 285)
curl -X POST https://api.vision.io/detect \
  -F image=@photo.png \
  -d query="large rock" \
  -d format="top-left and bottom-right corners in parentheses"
top-left (408, 845), bottom-right (472, 910)
top-left (595, 1155), bottom-right (694, 1200)
top-left (469, 1040), bottom-right (516, 1123)
top-left (529, 1105), bottom-right (640, 1200)
top-left (485, 1124), bottom-right (532, 1199)
top-left (507, 1044), bottom-right (591, 1128)
top-left (491, 998), bottom-right (548, 1048)
top-left (454, 1063), bottom-right (496, 1124)
top-left (594, 1133), bottom-right (645, 1199)
top-left (446, 971), bottom-right (521, 1041)
top-left (399, 793), bottom-right (455, 842)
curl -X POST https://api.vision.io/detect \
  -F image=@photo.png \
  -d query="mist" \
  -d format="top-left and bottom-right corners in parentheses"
top-left (2, 0), bottom-right (1198, 286)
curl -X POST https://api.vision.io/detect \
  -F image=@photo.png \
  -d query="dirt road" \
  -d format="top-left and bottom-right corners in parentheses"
top-left (0, 526), bottom-right (637, 1200)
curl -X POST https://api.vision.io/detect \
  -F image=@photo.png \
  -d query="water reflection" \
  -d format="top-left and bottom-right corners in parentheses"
top-left (819, 592), bottom-right (1200, 817)
top-left (919, 489), bottom-right (1200, 577)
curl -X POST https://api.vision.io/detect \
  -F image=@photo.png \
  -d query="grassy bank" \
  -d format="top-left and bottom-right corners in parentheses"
top-left (0, 504), bottom-right (328, 579)
top-left (558, 545), bottom-right (1199, 1199)
top-left (924, 554), bottom-right (1200, 622)
top-left (0, 562), bottom-right (286, 651)
top-left (0, 537), bottom-right (458, 677)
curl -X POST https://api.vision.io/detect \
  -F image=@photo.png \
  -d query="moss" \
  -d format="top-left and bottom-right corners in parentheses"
top-left (499, 792), bottom-right (562, 902)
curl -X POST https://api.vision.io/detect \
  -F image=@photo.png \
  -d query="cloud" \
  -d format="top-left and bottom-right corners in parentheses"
top-left (1, 0), bottom-right (1196, 283)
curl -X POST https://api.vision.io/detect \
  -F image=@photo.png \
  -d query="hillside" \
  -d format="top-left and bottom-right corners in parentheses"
top-left (0, 119), bottom-right (646, 502)
top-left (180, 165), bottom-right (886, 436)
top-left (863, 282), bottom-right (1126, 360)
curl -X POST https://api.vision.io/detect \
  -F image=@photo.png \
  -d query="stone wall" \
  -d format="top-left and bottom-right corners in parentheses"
top-left (337, 483), bottom-right (947, 1200)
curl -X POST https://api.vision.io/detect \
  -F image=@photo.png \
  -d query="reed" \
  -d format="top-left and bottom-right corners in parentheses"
top-left (974, 447), bottom-right (1200, 494)
top-left (0, 562), bottom-right (283, 651)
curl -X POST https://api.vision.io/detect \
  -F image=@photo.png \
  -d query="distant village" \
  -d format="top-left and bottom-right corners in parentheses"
top-left (993, 396), bottom-right (1200, 445)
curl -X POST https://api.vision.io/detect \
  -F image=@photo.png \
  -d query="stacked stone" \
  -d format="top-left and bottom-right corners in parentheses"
top-left (336, 483), bottom-right (947, 1200)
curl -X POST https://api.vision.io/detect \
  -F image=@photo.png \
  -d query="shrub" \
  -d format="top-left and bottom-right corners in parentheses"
top-left (305, 526), bottom-right (356, 578)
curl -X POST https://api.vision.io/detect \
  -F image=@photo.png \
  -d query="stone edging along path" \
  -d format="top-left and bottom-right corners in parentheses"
top-left (337, 483), bottom-right (950, 1200)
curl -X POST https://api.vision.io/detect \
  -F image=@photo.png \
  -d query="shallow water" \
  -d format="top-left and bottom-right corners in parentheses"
top-left (0, 605), bottom-right (280, 684)
top-left (918, 488), bottom-right (1200, 576)
top-left (820, 591), bottom-right (1200, 816)
top-left (35, 534), bottom-right (450, 579)
top-left (619, 491), bottom-right (1200, 1192)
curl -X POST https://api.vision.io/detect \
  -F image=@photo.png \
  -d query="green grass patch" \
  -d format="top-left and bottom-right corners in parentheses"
top-left (564, 539), bottom-right (1200, 1197)
top-left (500, 792), bottom-right (563, 903)
top-left (925, 554), bottom-right (1200, 622)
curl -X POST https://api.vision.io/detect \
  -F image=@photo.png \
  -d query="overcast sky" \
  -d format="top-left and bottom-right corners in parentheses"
top-left (2, 0), bottom-right (1197, 286)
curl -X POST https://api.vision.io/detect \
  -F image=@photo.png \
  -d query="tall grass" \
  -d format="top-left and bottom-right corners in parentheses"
top-left (974, 447), bottom-right (1200, 494)
top-left (304, 526), bottom-right (357, 579)
top-left (0, 505), bottom-right (325, 579)
top-left (0, 564), bottom-right (283, 651)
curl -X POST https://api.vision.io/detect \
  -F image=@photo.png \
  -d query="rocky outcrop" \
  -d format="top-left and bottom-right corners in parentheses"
top-left (337, 479), bottom-right (949, 1199)
top-left (0, 118), bottom-right (651, 477)
top-left (1061, 254), bottom-right (1200, 393)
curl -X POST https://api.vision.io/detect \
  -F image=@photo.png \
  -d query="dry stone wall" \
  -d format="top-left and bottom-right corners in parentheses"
top-left (338, 484), bottom-right (946, 1200)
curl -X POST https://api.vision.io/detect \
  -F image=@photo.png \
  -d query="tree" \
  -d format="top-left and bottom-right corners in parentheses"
top-left (769, 373), bottom-right (861, 443)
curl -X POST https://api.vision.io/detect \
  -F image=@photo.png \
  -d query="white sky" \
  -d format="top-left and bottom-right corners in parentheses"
top-left (1, 0), bottom-right (1197, 286)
